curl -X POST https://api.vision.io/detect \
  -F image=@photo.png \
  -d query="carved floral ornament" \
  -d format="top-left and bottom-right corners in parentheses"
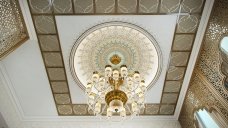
top-left (70, 22), bottom-right (162, 91)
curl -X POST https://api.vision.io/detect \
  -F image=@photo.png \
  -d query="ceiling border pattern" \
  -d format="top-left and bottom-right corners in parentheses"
top-left (26, 0), bottom-right (206, 116)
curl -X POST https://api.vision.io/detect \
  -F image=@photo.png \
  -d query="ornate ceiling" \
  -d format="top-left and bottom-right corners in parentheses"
top-left (0, 0), bottom-right (214, 120)
top-left (70, 22), bottom-right (161, 90)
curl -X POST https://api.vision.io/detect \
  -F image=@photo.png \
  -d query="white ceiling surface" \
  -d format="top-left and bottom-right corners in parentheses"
top-left (56, 15), bottom-right (177, 103)
top-left (0, 40), bottom-right (57, 116)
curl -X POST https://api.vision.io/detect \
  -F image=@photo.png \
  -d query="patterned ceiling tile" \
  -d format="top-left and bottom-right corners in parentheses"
top-left (53, 0), bottom-right (73, 13)
top-left (73, 104), bottom-right (88, 115)
top-left (160, 105), bottom-right (175, 114)
top-left (57, 105), bottom-right (73, 115)
top-left (33, 16), bottom-right (56, 34)
top-left (162, 93), bottom-right (178, 103)
top-left (145, 104), bottom-right (159, 115)
top-left (54, 94), bottom-right (71, 104)
top-left (117, 0), bottom-right (137, 13)
top-left (38, 35), bottom-right (60, 51)
top-left (51, 82), bottom-right (69, 93)
top-left (47, 68), bottom-right (66, 80)
top-left (160, 0), bottom-right (181, 13)
top-left (164, 81), bottom-right (181, 92)
top-left (176, 15), bottom-right (200, 33)
top-left (167, 66), bottom-right (186, 80)
top-left (170, 52), bottom-right (190, 66)
top-left (28, 0), bottom-right (52, 14)
top-left (74, 0), bottom-right (93, 13)
top-left (139, 0), bottom-right (159, 13)
top-left (43, 52), bottom-right (63, 67)
top-left (181, 0), bottom-right (204, 13)
top-left (173, 34), bottom-right (194, 51)
top-left (95, 0), bottom-right (115, 13)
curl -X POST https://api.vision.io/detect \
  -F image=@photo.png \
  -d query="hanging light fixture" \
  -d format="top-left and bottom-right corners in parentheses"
top-left (85, 55), bottom-right (146, 119)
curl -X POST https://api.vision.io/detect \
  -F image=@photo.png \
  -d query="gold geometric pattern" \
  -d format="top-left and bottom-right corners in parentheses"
top-left (181, 0), bottom-right (204, 13)
top-left (38, 35), bottom-right (60, 51)
top-left (26, 0), bottom-right (205, 116)
top-left (145, 104), bottom-right (159, 115)
top-left (95, 0), bottom-right (115, 13)
top-left (167, 67), bottom-right (185, 80)
top-left (162, 93), bottom-right (178, 103)
top-left (0, 0), bottom-right (28, 58)
top-left (170, 52), bottom-right (190, 66)
top-left (176, 15), bottom-right (200, 33)
top-left (139, 0), bottom-right (159, 13)
top-left (43, 52), bottom-right (63, 67)
top-left (33, 16), bottom-right (56, 34)
top-left (51, 82), bottom-right (69, 93)
top-left (164, 81), bottom-right (181, 92)
top-left (47, 68), bottom-right (66, 80)
top-left (173, 34), bottom-right (194, 51)
top-left (53, 0), bottom-right (73, 13)
top-left (28, 0), bottom-right (52, 14)
top-left (73, 104), bottom-right (88, 115)
top-left (54, 94), bottom-right (71, 104)
top-left (74, 0), bottom-right (93, 13)
top-left (58, 105), bottom-right (73, 115)
top-left (160, 105), bottom-right (175, 114)
top-left (160, 0), bottom-right (180, 13)
top-left (117, 0), bottom-right (137, 13)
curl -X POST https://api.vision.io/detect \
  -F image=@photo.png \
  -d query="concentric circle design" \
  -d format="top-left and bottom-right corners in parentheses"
top-left (70, 22), bottom-right (162, 90)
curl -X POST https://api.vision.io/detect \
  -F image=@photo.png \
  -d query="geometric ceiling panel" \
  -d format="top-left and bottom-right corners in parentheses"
top-left (74, 0), bottom-right (93, 13)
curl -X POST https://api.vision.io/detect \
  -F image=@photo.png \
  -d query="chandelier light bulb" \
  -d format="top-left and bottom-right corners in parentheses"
top-left (86, 83), bottom-right (93, 94)
top-left (140, 80), bottom-right (146, 93)
top-left (95, 102), bottom-right (101, 114)
top-left (92, 71), bottom-right (99, 83)
top-left (105, 65), bottom-right (112, 77)
top-left (112, 69), bottom-right (119, 80)
top-left (133, 71), bottom-right (141, 83)
top-left (120, 65), bottom-right (128, 77)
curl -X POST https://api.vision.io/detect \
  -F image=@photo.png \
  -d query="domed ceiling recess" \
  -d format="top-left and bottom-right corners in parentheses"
top-left (70, 22), bottom-right (162, 90)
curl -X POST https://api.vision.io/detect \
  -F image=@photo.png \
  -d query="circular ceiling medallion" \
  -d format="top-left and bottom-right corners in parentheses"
top-left (70, 22), bottom-right (162, 90)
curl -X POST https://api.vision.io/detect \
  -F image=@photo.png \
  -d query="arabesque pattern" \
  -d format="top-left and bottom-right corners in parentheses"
top-left (0, 0), bottom-right (28, 58)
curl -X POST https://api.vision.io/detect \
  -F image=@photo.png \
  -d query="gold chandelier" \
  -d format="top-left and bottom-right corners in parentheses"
top-left (85, 56), bottom-right (146, 119)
